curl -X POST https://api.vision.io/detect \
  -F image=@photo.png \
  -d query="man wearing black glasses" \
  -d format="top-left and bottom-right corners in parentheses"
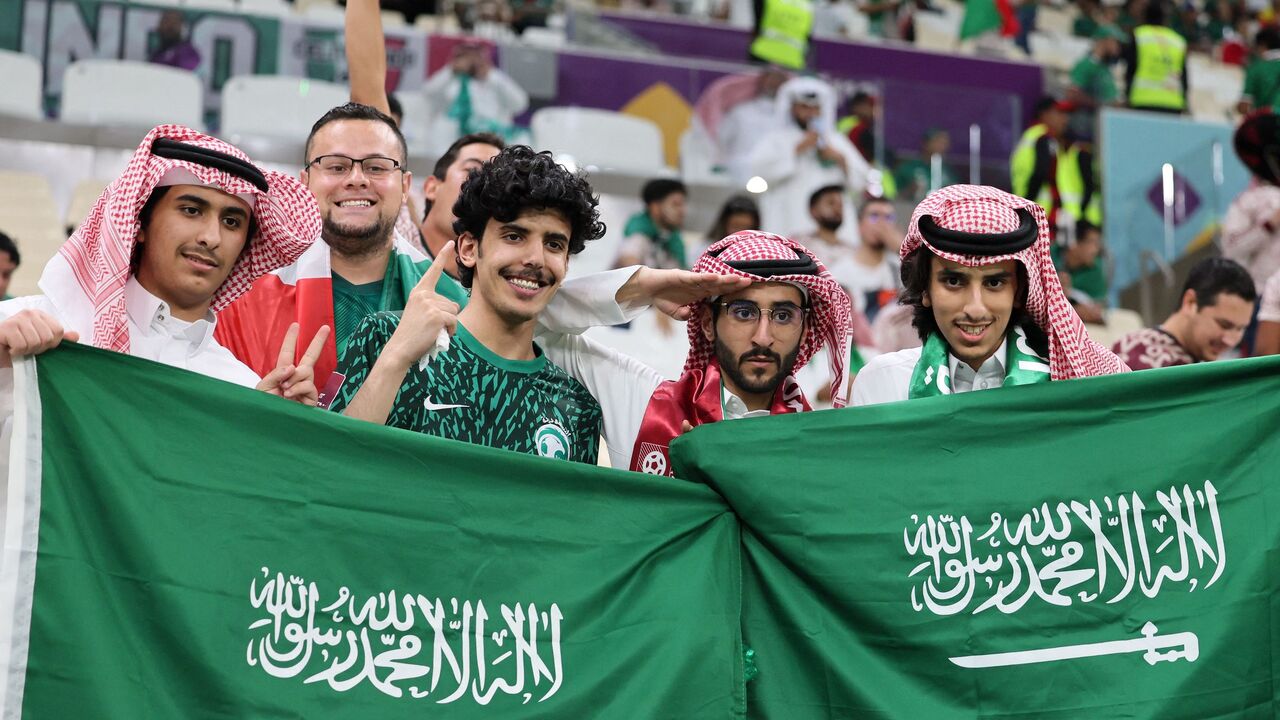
top-left (216, 102), bottom-right (434, 406)
top-left (538, 230), bottom-right (853, 476)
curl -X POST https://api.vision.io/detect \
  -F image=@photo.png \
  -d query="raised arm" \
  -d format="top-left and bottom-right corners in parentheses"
top-left (345, 0), bottom-right (391, 116)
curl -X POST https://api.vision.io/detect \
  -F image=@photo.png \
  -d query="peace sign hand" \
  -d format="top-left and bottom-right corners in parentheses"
top-left (255, 322), bottom-right (331, 406)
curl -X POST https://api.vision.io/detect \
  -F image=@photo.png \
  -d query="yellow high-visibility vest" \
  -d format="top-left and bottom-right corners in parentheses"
top-left (749, 0), bottom-right (814, 70)
top-left (1130, 25), bottom-right (1187, 111)
top-left (1010, 123), bottom-right (1056, 216)
top-left (1057, 144), bottom-right (1102, 225)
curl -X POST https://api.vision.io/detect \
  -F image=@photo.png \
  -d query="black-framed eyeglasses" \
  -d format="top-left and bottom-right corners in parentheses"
top-left (305, 154), bottom-right (403, 179)
top-left (717, 300), bottom-right (807, 328)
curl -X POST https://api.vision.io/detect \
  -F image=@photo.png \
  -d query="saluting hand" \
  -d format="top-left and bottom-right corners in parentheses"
top-left (256, 322), bottom-right (330, 406)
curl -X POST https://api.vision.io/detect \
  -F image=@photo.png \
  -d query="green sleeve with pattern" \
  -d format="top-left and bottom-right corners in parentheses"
top-left (328, 311), bottom-right (400, 415)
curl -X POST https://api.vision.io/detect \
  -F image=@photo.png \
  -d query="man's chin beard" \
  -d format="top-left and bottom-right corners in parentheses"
top-left (322, 216), bottom-right (394, 258)
top-left (715, 337), bottom-right (800, 397)
top-left (817, 218), bottom-right (843, 232)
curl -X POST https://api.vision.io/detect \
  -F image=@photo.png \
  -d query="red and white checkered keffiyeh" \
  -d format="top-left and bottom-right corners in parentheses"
top-left (47, 124), bottom-right (319, 353)
top-left (902, 184), bottom-right (1129, 379)
top-left (686, 230), bottom-right (855, 407)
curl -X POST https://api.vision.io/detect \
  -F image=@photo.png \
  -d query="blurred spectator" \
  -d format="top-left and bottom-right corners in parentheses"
top-left (1011, 97), bottom-right (1069, 225)
top-left (1074, 0), bottom-right (1104, 37)
top-left (893, 128), bottom-right (958, 204)
top-left (844, 196), bottom-right (902, 322)
top-left (707, 195), bottom-right (762, 242)
top-left (714, 67), bottom-right (792, 182)
top-left (747, 77), bottom-right (869, 244)
top-left (1067, 26), bottom-right (1125, 141)
top-left (1112, 257), bottom-right (1256, 369)
top-left (1053, 220), bottom-right (1107, 324)
top-left (857, 0), bottom-right (902, 38)
top-left (793, 184), bottom-right (855, 275)
top-left (1239, 27), bottom-right (1280, 114)
top-left (150, 10), bottom-right (200, 72)
top-left (615, 179), bottom-right (690, 269)
top-left (813, 0), bottom-right (864, 39)
top-left (1015, 0), bottom-right (1039, 54)
top-left (1123, 1), bottom-right (1188, 114)
top-left (1057, 137), bottom-right (1101, 228)
top-left (1116, 0), bottom-right (1146, 34)
top-left (1224, 111), bottom-right (1280, 288)
top-left (422, 41), bottom-right (528, 150)
top-left (0, 232), bottom-right (19, 301)
top-left (838, 91), bottom-right (876, 162)
top-left (748, 0), bottom-right (816, 70)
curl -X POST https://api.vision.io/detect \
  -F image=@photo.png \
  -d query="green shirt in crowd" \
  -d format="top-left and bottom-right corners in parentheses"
top-left (1242, 52), bottom-right (1280, 112)
top-left (331, 251), bottom-right (470, 359)
top-left (331, 314), bottom-right (602, 465)
top-left (1070, 54), bottom-right (1118, 104)
top-left (1052, 244), bottom-right (1108, 303)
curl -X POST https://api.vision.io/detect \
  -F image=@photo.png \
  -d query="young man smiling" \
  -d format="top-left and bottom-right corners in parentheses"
top-left (216, 102), bottom-right (435, 403)
top-left (1112, 257), bottom-right (1257, 370)
top-left (331, 146), bottom-right (607, 463)
top-left (852, 184), bottom-right (1127, 406)
top-left (0, 125), bottom-right (324, 401)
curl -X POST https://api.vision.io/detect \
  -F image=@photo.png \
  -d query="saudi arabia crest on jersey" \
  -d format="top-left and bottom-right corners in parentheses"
top-left (535, 420), bottom-right (572, 460)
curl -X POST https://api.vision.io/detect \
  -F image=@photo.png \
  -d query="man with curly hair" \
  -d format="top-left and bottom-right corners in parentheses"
top-left (330, 146), bottom-right (608, 463)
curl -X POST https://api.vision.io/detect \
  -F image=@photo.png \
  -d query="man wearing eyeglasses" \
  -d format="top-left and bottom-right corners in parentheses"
top-left (217, 102), bottom-right (442, 407)
top-left (843, 196), bottom-right (903, 324)
top-left (538, 230), bottom-right (853, 476)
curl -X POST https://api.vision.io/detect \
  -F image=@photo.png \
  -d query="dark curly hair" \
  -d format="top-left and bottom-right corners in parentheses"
top-left (451, 145), bottom-right (606, 288)
top-left (899, 248), bottom-right (1046, 348)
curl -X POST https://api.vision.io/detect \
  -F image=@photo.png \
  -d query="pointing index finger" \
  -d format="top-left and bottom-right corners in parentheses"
top-left (419, 241), bottom-right (457, 291)
top-left (298, 325), bottom-right (331, 368)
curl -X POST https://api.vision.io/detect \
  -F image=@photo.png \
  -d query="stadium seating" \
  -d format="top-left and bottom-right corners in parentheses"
top-left (0, 172), bottom-right (65, 296)
top-left (220, 76), bottom-right (349, 143)
top-left (60, 60), bottom-right (204, 131)
top-left (0, 49), bottom-right (43, 121)
top-left (531, 107), bottom-right (670, 175)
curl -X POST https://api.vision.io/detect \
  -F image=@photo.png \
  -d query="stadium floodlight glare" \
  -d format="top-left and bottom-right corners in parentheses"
top-left (746, 176), bottom-right (768, 194)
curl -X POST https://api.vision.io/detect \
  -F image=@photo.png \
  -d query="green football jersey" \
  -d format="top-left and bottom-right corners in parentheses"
top-left (331, 313), bottom-right (602, 464)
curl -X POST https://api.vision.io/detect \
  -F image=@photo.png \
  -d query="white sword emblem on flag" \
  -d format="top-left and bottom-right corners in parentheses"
top-left (949, 622), bottom-right (1199, 669)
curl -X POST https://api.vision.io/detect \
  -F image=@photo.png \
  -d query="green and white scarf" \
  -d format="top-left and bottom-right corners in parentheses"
top-left (908, 325), bottom-right (1050, 399)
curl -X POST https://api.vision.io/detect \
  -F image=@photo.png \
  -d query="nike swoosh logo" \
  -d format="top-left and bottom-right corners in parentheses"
top-left (424, 396), bottom-right (469, 411)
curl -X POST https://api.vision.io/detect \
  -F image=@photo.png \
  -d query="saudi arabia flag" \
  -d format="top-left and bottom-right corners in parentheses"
top-left (0, 345), bottom-right (744, 718)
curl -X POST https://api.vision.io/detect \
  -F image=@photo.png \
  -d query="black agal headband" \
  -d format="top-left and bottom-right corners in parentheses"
top-left (917, 207), bottom-right (1038, 256)
top-left (151, 137), bottom-right (269, 192)
top-left (712, 245), bottom-right (820, 278)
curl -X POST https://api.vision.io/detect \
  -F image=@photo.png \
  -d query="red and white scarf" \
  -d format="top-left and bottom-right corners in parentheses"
top-left (901, 185), bottom-right (1129, 380)
top-left (44, 124), bottom-right (318, 353)
top-left (629, 231), bottom-right (854, 476)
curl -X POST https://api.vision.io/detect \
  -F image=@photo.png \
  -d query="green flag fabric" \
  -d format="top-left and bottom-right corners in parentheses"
top-left (672, 355), bottom-right (1280, 718)
top-left (960, 0), bottom-right (1004, 40)
top-left (0, 345), bottom-right (744, 718)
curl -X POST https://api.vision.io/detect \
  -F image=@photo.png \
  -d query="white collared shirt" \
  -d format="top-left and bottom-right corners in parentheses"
top-left (851, 340), bottom-right (1008, 406)
top-left (0, 277), bottom-right (261, 387)
top-left (721, 384), bottom-right (772, 421)
top-left (949, 339), bottom-right (1008, 394)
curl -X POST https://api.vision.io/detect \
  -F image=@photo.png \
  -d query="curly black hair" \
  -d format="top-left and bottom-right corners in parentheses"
top-left (451, 145), bottom-right (606, 288)
top-left (899, 247), bottom-right (1046, 348)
